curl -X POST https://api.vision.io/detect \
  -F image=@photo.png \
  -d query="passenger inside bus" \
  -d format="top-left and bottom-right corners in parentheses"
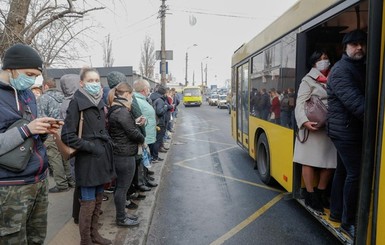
top-left (293, 50), bottom-right (337, 213)
top-left (327, 29), bottom-right (367, 240)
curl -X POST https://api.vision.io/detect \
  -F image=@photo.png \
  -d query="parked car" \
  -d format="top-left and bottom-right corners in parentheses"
top-left (217, 95), bottom-right (228, 109)
top-left (208, 94), bottom-right (219, 106)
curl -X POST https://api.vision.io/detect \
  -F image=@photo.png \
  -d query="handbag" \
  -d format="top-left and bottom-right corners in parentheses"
top-left (305, 95), bottom-right (327, 128)
top-left (297, 95), bottom-right (328, 143)
top-left (0, 118), bottom-right (34, 172)
top-left (54, 111), bottom-right (84, 160)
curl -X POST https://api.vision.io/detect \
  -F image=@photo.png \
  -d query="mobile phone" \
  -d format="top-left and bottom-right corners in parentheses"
top-left (48, 119), bottom-right (64, 124)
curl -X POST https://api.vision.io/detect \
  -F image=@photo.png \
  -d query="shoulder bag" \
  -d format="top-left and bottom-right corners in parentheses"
top-left (305, 95), bottom-right (327, 129)
top-left (0, 118), bottom-right (34, 172)
top-left (54, 111), bottom-right (84, 160)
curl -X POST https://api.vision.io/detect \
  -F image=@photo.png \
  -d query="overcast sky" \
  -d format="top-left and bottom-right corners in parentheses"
top-left (76, 0), bottom-right (298, 87)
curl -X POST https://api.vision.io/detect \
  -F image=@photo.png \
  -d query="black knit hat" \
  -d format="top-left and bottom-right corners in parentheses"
top-left (342, 30), bottom-right (367, 45)
top-left (107, 71), bottom-right (127, 89)
top-left (2, 43), bottom-right (43, 72)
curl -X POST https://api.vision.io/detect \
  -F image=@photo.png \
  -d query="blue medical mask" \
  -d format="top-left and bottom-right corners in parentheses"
top-left (83, 82), bottom-right (101, 96)
top-left (9, 70), bottom-right (36, 91)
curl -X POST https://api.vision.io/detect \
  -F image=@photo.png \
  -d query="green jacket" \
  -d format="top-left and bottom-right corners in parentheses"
top-left (134, 92), bottom-right (156, 144)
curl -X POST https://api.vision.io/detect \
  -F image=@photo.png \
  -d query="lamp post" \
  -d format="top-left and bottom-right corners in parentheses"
top-left (185, 44), bottom-right (197, 86)
top-left (201, 56), bottom-right (211, 89)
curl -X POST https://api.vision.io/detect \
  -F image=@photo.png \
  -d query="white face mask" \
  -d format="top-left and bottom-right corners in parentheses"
top-left (315, 59), bottom-right (330, 71)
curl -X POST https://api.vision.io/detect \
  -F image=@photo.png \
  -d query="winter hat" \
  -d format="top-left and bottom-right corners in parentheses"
top-left (107, 71), bottom-right (127, 89)
top-left (157, 85), bottom-right (167, 95)
top-left (2, 43), bottom-right (43, 72)
top-left (342, 30), bottom-right (367, 45)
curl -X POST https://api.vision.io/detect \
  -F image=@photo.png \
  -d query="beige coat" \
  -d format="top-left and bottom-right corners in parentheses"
top-left (293, 68), bottom-right (337, 168)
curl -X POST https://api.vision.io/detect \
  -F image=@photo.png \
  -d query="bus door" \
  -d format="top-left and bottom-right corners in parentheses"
top-left (236, 62), bottom-right (250, 148)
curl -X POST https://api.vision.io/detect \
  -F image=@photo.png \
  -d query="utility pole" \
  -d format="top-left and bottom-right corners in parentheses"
top-left (205, 63), bottom-right (208, 86)
top-left (160, 0), bottom-right (167, 85)
top-left (185, 52), bottom-right (188, 86)
top-left (201, 62), bottom-right (204, 87)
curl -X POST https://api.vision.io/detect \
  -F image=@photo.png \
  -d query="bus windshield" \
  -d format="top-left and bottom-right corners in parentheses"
top-left (184, 88), bottom-right (200, 96)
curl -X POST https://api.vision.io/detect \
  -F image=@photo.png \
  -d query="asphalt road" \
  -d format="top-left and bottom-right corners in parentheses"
top-left (147, 102), bottom-right (340, 245)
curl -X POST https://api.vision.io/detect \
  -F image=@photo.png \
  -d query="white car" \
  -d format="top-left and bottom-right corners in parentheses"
top-left (217, 95), bottom-right (228, 109)
top-left (208, 94), bottom-right (219, 106)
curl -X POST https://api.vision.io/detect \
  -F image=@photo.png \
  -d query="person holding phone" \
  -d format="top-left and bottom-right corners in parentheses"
top-left (0, 44), bottom-right (63, 244)
top-left (107, 82), bottom-right (145, 227)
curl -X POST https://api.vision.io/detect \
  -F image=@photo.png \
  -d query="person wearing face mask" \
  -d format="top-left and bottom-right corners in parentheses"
top-left (327, 30), bottom-right (367, 239)
top-left (0, 43), bottom-right (63, 244)
top-left (107, 82), bottom-right (145, 227)
top-left (61, 67), bottom-right (115, 245)
top-left (293, 50), bottom-right (337, 214)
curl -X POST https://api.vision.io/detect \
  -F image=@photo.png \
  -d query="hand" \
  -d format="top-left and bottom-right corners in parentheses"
top-left (303, 121), bottom-right (319, 131)
top-left (27, 117), bottom-right (63, 135)
top-left (135, 116), bottom-right (146, 126)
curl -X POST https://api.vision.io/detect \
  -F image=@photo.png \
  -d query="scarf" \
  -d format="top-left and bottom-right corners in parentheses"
top-left (79, 87), bottom-right (102, 106)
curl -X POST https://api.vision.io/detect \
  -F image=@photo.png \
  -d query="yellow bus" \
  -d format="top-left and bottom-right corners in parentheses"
top-left (230, 0), bottom-right (384, 244)
top-left (182, 86), bottom-right (202, 107)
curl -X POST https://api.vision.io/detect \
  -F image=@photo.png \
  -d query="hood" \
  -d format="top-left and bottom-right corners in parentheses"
top-left (149, 91), bottom-right (163, 102)
top-left (60, 74), bottom-right (80, 98)
top-left (44, 89), bottom-right (64, 103)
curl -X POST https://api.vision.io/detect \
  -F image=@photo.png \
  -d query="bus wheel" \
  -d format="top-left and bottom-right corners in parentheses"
top-left (256, 133), bottom-right (272, 185)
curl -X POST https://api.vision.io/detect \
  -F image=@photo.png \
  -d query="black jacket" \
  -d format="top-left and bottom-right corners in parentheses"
top-left (150, 92), bottom-right (172, 127)
top-left (61, 90), bottom-right (115, 186)
top-left (108, 100), bottom-right (145, 156)
top-left (327, 53), bottom-right (366, 142)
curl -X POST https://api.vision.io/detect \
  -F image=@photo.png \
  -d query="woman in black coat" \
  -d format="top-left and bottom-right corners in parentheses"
top-left (107, 82), bottom-right (145, 227)
top-left (61, 67), bottom-right (114, 245)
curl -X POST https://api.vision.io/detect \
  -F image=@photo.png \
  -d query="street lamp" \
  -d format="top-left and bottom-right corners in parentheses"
top-left (201, 56), bottom-right (211, 88)
top-left (185, 44), bottom-right (197, 86)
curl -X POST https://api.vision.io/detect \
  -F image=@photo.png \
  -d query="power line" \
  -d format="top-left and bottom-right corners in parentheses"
top-left (172, 8), bottom-right (274, 20)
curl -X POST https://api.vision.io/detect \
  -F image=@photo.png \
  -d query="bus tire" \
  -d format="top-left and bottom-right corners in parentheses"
top-left (256, 133), bottom-right (273, 185)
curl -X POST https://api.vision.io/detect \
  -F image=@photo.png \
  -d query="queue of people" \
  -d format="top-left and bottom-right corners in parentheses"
top-left (0, 43), bottom-right (178, 244)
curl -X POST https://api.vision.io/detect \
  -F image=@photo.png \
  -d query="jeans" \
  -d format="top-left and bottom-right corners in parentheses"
top-left (80, 185), bottom-right (104, 201)
top-left (280, 110), bottom-right (292, 128)
top-left (113, 155), bottom-right (136, 221)
top-left (330, 139), bottom-right (362, 225)
top-left (153, 126), bottom-right (166, 159)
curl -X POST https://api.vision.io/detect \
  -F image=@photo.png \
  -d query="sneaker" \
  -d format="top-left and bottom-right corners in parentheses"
top-left (156, 157), bottom-right (164, 161)
top-left (116, 217), bottom-right (140, 227)
top-left (147, 170), bottom-right (155, 175)
top-left (132, 193), bottom-right (146, 200)
top-left (49, 186), bottom-right (69, 193)
top-left (126, 213), bottom-right (139, 221)
top-left (104, 187), bottom-right (114, 194)
top-left (102, 195), bottom-right (109, 201)
top-left (159, 148), bottom-right (167, 153)
top-left (126, 201), bottom-right (138, 210)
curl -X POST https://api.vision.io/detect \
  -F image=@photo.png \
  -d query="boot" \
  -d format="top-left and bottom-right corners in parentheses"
top-left (91, 193), bottom-right (112, 245)
top-left (315, 187), bottom-right (330, 209)
top-left (73, 187), bottom-right (81, 224)
top-left (79, 200), bottom-right (95, 245)
top-left (304, 190), bottom-right (323, 212)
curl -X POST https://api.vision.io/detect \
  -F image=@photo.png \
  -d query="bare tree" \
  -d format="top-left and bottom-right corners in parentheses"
top-left (0, 0), bottom-right (104, 57)
top-left (139, 35), bottom-right (155, 79)
top-left (103, 34), bottom-right (114, 67)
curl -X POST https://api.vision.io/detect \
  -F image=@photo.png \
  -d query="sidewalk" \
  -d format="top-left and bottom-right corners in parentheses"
top-left (47, 140), bottom-right (171, 245)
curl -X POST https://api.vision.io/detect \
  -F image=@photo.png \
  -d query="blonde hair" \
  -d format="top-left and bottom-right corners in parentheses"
top-left (107, 82), bottom-right (133, 107)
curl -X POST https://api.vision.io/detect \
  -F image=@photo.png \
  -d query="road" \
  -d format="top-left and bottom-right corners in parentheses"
top-left (147, 102), bottom-right (340, 245)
